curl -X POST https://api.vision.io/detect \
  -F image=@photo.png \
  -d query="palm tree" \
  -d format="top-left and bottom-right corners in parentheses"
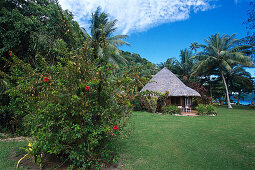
top-left (192, 33), bottom-right (253, 108)
top-left (227, 66), bottom-right (254, 104)
top-left (175, 49), bottom-right (195, 83)
top-left (81, 7), bottom-right (129, 65)
top-left (158, 58), bottom-right (176, 70)
top-left (189, 42), bottom-right (199, 54)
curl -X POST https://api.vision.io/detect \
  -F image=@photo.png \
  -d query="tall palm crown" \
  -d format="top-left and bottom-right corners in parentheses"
top-left (193, 33), bottom-right (253, 74)
top-left (175, 49), bottom-right (194, 83)
top-left (82, 7), bottom-right (129, 65)
top-left (227, 66), bottom-right (253, 92)
top-left (193, 33), bottom-right (253, 108)
top-left (189, 42), bottom-right (199, 54)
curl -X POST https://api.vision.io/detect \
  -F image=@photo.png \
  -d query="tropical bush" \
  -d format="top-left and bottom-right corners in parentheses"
top-left (206, 104), bottom-right (217, 115)
top-left (133, 94), bottom-right (143, 111)
top-left (196, 104), bottom-right (217, 115)
top-left (196, 104), bottom-right (207, 115)
top-left (162, 105), bottom-right (181, 114)
top-left (142, 96), bottom-right (158, 113)
top-left (7, 44), bottom-right (136, 168)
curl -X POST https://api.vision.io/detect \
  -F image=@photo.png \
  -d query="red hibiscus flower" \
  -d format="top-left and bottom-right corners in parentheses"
top-left (113, 126), bottom-right (118, 131)
top-left (85, 86), bottom-right (90, 91)
top-left (44, 77), bottom-right (49, 82)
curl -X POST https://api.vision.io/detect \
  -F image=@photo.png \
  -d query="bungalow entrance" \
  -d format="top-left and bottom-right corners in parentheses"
top-left (166, 97), bottom-right (192, 107)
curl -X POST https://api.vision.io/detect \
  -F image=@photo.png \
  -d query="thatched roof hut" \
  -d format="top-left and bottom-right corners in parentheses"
top-left (141, 67), bottom-right (200, 97)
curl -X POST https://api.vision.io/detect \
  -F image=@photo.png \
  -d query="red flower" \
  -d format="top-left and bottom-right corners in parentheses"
top-left (113, 126), bottom-right (118, 131)
top-left (44, 77), bottom-right (49, 82)
top-left (85, 86), bottom-right (90, 91)
top-left (107, 68), bottom-right (109, 70)
top-left (9, 53), bottom-right (12, 56)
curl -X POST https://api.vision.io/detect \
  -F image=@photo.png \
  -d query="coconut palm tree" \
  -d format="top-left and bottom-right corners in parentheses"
top-left (227, 66), bottom-right (254, 104)
top-left (189, 42), bottom-right (199, 54)
top-left (81, 7), bottom-right (129, 65)
top-left (174, 49), bottom-right (195, 83)
top-left (158, 58), bottom-right (176, 70)
top-left (192, 33), bottom-right (253, 108)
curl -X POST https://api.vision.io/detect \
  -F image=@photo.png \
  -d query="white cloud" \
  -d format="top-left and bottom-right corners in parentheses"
top-left (59, 0), bottom-right (212, 35)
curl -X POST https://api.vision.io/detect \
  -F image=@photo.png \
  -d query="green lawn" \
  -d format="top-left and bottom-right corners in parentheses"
top-left (0, 140), bottom-right (27, 169)
top-left (1, 106), bottom-right (254, 169)
top-left (119, 106), bottom-right (255, 169)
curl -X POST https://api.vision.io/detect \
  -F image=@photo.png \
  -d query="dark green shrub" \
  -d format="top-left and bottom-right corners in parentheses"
top-left (196, 104), bottom-right (207, 115)
top-left (162, 105), bottom-right (181, 114)
top-left (7, 46), bottom-right (136, 168)
top-left (133, 94), bottom-right (143, 111)
top-left (206, 104), bottom-right (217, 115)
top-left (196, 104), bottom-right (217, 115)
top-left (141, 96), bottom-right (157, 113)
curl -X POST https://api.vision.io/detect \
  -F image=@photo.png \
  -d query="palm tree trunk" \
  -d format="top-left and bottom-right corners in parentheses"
top-left (237, 91), bottom-right (241, 105)
top-left (220, 93), bottom-right (226, 105)
top-left (221, 71), bottom-right (232, 109)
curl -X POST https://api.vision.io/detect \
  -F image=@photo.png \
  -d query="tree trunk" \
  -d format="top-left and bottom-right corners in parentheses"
top-left (220, 93), bottom-right (226, 105)
top-left (221, 71), bottom-right (232, 109)
top-left (237, 91), bottom-right (241, 105)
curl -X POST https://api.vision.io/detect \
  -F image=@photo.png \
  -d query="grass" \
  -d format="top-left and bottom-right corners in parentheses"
top-left (0, 106), bottom-right (254, 169)
top-left (119, 106), bottom-right (255, 169)
top-left (0, 140), bottom-right (27, 169)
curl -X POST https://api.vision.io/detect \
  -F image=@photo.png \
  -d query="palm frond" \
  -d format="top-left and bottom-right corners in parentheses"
top-left (103, 19), bottom-right (117, 36)
top-left (81, 27), bottom-right (91, 40)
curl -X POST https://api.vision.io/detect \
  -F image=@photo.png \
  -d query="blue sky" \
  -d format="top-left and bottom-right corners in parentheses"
top-left (59, 0), bottom-right (254, 76)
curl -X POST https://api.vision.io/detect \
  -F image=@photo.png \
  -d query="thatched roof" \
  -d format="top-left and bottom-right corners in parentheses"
top-left (141, 67), bottom-right (200, 97)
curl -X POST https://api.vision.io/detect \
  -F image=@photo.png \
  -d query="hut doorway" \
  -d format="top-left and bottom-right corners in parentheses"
top-left (185, 97), bottom-right (192, 106)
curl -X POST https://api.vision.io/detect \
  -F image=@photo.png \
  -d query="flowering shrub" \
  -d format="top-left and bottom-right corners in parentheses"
top-left (188, 82), bottom-right (211, 105)
top-left (8, 45), bottom-right (135, 168)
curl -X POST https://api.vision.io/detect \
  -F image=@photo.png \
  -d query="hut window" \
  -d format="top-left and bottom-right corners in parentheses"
top-left (171, 97), bottom-right (181, 105)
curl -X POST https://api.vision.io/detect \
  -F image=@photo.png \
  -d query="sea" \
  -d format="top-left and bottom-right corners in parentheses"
top-left (232, 100), bottom-right (252, 105)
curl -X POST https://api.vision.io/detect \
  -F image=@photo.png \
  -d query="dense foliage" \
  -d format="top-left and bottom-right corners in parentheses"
top-left (0, 1), bottom-right (143, 168)
top-left (7, 44), bottom-right (136, 168)
top-left (243, 1), bottom-right (255, 61)
top-left (0, 0), bottom-right (84, 74)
